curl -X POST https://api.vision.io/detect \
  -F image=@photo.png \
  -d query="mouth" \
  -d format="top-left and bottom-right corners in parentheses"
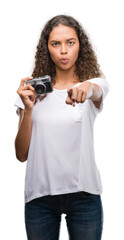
top-left (60, 58), bottom-right (69, 64)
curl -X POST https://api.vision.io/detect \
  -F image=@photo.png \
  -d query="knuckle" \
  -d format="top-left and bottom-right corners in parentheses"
top-left (71, 96), bottom-right (76, 101)
top-left (78, 88), bottom-right (83, 92)
top-left (66, 98), bottom-right (72, 104)
top-left (66, 99), bottom-right (71, 103)
top-left (81, 96), bottom-right (86, 102)
top-left (21, 78), bottom-right (25, 82)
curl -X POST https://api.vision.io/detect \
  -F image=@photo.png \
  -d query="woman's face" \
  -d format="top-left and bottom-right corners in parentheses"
top-left (48, 24), bottom-right (80, 71)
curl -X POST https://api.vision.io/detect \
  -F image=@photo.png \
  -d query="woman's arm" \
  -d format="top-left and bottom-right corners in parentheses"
top-left (15, 108), bottom-right (33, 162)
top-left (15, 77), bottom-right (35, 162)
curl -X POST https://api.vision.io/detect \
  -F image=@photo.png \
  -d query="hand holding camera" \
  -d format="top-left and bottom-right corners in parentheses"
top-left (17, 75), bottom-right (53, 111)
top-left (17, 77), bottom-right (36, 111)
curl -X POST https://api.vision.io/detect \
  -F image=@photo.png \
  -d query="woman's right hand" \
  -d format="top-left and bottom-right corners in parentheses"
top-left (17, 77), bottom-right (35, 110)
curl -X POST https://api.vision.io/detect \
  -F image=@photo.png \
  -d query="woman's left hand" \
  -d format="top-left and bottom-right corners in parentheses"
top-left (65, 81), bottom-right (94, 107)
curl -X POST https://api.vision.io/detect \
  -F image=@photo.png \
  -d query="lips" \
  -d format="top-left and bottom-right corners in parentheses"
top-left (60, 58), bottom-right (69, 64)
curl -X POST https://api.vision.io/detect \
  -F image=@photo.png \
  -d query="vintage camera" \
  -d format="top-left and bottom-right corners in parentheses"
top-left (25, 75), bottom-right (53, 95)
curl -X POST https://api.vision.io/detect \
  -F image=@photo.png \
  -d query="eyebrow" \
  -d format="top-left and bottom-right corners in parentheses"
top-left (50, 38), bottom-right (77, 43)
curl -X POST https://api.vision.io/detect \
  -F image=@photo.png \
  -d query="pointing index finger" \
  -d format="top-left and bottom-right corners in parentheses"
top-left (68, 87), bottom-right (78, 102)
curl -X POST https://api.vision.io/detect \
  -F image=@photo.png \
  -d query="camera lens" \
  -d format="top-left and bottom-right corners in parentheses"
top-left (35, 84), bottom-right (45, 94)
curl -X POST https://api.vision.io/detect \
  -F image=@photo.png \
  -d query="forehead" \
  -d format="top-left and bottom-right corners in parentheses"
top-left (48, 24), bottom-right (78, 40)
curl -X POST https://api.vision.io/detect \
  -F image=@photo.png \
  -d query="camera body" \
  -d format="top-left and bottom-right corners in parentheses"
top-left (25, 75), bottom-right (53, 95)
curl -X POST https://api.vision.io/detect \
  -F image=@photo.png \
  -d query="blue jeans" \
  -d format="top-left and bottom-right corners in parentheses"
top-left (25, 191), bottom-right (103, 240)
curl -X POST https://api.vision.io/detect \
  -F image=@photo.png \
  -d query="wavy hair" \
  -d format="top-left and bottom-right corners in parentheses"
top-left (32, 15), bottom-right (103, 85)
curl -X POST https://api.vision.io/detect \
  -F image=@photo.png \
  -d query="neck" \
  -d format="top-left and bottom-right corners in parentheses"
top-left (54, 66), bottom-right (79, 86)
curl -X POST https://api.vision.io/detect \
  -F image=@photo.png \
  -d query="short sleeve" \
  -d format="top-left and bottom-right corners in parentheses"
top-left (86, 77), bottom-right (109, 114)
top-left (14, 95), bottom-right (25, 115)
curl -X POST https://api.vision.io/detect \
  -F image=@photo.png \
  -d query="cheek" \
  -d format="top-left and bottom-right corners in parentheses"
top-left (48, 49), bottom-right (58, 62)
top-left (75, 44), bottom-right (80, 55)
top-left (72, 47), bottom-right (79, 61)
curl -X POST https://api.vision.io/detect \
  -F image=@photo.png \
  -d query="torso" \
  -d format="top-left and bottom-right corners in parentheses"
top-left (52, 81), bottom-right (81, 90)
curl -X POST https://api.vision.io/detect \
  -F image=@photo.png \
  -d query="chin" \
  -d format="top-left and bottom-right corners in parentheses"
top-left (58, 63), bottom-right (75, 71)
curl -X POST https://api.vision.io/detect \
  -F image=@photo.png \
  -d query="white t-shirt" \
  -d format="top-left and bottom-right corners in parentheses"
top-left (15, 77), bottom-right (109, 203)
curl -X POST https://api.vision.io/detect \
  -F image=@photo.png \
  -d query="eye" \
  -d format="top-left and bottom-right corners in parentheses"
top-left (68, 41), bottom-right (75, 45)
top-left (51, 42), bottom-right (59, 47)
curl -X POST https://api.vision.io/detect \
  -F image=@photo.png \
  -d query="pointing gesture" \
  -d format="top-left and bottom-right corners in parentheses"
top-left (66, 81), bottom-right (93, 107)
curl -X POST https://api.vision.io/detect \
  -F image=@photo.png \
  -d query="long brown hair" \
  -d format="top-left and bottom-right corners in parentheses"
top-left (32, 15), bottom-right (103, 85)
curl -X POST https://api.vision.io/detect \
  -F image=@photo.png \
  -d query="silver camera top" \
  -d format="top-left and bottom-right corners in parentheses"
top-left (25, 75), bottom-right (51, 86)
top-left (25, 75), bottom-right (53, 95)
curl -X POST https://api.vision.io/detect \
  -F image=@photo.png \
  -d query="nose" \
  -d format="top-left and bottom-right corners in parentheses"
top-left (60, 43), bottom-right (67, 54)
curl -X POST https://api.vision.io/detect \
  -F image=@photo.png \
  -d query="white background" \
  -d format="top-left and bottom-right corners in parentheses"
top-left (0, 0), bottom-right (124, 239)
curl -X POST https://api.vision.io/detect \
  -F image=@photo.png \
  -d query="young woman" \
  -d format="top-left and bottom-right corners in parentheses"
top-left (15, 15), bottom-right (109, 240)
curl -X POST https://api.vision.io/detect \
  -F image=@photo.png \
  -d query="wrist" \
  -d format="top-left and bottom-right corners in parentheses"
top-left (84, 82), bottom-right (94, 99)
top-left (24, 107), bottom-right (33, 114)
top-left (90, 83), bottom-right (95, 98)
